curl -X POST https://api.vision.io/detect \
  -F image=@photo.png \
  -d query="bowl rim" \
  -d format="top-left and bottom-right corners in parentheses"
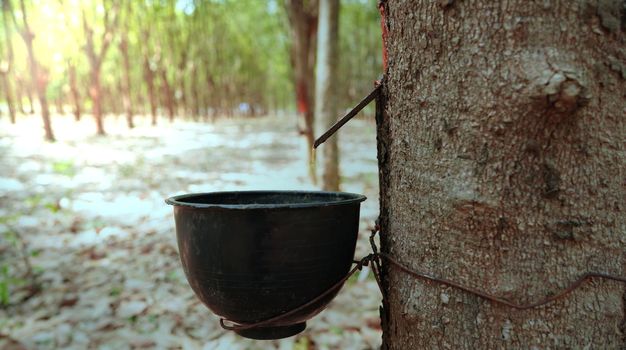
top-left (165, 190), bottom-right (366, 210)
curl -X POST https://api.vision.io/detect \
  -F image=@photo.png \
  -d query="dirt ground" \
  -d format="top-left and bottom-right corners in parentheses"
top-left (0, 113), bottom-right (382, 350)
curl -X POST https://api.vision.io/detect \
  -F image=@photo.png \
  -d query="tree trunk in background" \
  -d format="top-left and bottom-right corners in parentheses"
top-left (178, 78), bottom-right (187, 117)
top-left (55, 96), bottom-right (64, 115)
top-left (0, 72), bottom-right (16, 124)
top-left (67, 63), bottom-right (81, 121)
top-left (378, 1), bottom-right (625, 348)
top-left (160, 69), bottom-right (175, 122)
top-left (89, 69), bottom-right (105, 135)
top-left (119, 34), bottom-right (134, 129)
top-left (1, 8), bottom-right (16, 124)
top-left (28, 47), bottom-right (53, 141)
top-left (177, 58), bottom-right (187, 117)
top-left (12, 0), bottom-right (55, 140)
top-left (15, 78), bottom-right (25, 114)
top-left (22, 30), bottom-right (54, 141)
top-left (82, 2), bottom-right (117, 136)
top-left (101, 85), bottom-right (116, 115)
top-left (143, 56), bottom-right (158, 126)
top-left (315, 0), bottom-right (340, 191)
top-left (285, 0), bottom-right (318, 183)
top-left (26, 88), bottom-right (34, 114)
top-left (191, 67), bottom-right (200, 120)
top-left (24, 82), bottom-right (34, 114)
top-left (85, 47), bottom-right (106, 135)
top-left (204, 71), bottom-right (215, 121)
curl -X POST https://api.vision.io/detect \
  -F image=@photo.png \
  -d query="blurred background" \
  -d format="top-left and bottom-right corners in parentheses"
top-left (0, 0), bottom-right (382, 349)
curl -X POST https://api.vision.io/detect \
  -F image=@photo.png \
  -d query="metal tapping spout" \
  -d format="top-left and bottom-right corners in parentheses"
top-left (313, 77), bottom-right (383, 148)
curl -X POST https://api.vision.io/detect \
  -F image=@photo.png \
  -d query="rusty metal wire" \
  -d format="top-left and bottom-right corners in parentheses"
top-left (220, 254), bottom-right (377, 331)
top-left (220, 227), bottom-right (626, 332)
top-left (371, 226), bottom-right (626, 310)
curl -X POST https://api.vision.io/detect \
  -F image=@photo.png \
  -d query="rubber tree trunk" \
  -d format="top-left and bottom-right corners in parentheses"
top-left (143, 56), bottom-right (158, 126)
top-left (120, 35), bottom-right (134, 129)
top-left (82, 3), bottom-right (116, 136)
top-left (24, 35), bottom-right (54, 141)
top-left (0, 72), bottom-right (16, 124)
top-left (1, 9), bottom-right (16, 124)
top-left (177, 70), bottom-right (187, 117)
top-left (15, 0), bottom-right (53, 139)
top-left (89, 69), bottom-right (105, 135)
top-left (55, 96), bottom-right (64, 115)
top-left (15, 79), bottom-right (26, 114)
top-left (141, 29), bottom-right (158, 126)
top-left (68, 63), bottom-right (81, 121)
top-left (378, 1), bottom-right (625, 348)
top-left (191, 68), bottom-right (200, 120)
top-left (204, 72), bottom-right (215, 121)
top-left (160, 69), bottom-right (175, 122)
top-left (25, 84), bottom-right (34, 114)
top-left (314, 0), bottom-right (340, 191)
top-left (286, 0), bottom-right (318, 183)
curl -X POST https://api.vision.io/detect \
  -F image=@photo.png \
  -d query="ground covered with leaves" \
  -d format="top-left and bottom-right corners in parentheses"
top-left (0, 114), bottom-right (382, 350)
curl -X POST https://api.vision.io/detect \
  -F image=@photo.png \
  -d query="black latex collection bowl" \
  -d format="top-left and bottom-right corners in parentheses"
top-left (165, 190), bottom-right (366, 339)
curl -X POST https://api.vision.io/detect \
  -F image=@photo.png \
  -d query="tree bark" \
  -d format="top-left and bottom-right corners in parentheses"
top-left (191, 66), bottom-right (200, 120)
top-left (67, 62), bottom-right (81, 121)
top-left (285, 0), bottom-right (318, 183)
top-left (204, 70), bottom-right (215, 121)
top-left (315, 0), bottom-right (340, 191)
top-left (378, 1), bottom-right (625, 348)
top-left (55, 96), bottom-right (64, 115)
top-left (89, 69), bottom-right (105, 135)
top-left (15, 77), bottom-right (26, 114)
top-left (82, 2), bottom-right (117, 136)
top-left (26, 86), bottom-right (34, 114)
top-left (28, 42), bottom-right (54, 141)
top-left (0, 72), bottom-right (16, 124)
top-left (1, 8), bottom-right (16, 124)
top-left (119, 34), bottom-right (134, 129)
top-left (143, 56), bottom-right (158, 126)
top-left (10, 0), bottom-right (55, 141)
top-left (177, 56), bottom-right (188, 118)
top-left (160, 68), bottom-right (175, 122)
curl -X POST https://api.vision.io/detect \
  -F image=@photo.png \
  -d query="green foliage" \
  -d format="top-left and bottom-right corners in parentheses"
top-left (109, 285), bottom-right (123, 297)
top-left (0, 0), bottom-right (381, 118)
top-left (339, 0), bottom-right (383, 108)
top-left (294, 336), bottom-right (312, 350)
top-left (0, 263), bottom-right (28, 307)
top-left (52, 160), bottom-right (76, 177)
top-left (0, 265), bottom-right (10, 306)
top-left (330, 326), bottom-right (344, 335)
top-left (22, 193), bottom-right (61, 213)
top-left (165, 270), bottom-right (179, 282)
top-left (0, 225), bottom-right (28, 307)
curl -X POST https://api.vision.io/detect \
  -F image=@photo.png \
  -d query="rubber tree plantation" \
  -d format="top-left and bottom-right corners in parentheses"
top-left (1, 0), bottom-right (624, 349)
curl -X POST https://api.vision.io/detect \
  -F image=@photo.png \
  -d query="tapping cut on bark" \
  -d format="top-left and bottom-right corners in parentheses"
top-left (285, 0), bottom-right (319, 183)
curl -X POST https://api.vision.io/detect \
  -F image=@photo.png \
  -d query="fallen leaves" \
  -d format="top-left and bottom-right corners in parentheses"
top-left (0, 116), bottom-right (382, 349)
top-left (117, 300), bottom-right (149, 319)
top-left (58, 296), bottom-right (79, 308)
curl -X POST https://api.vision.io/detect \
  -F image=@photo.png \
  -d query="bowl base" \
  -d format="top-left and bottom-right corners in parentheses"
top-left (234, 322), bottom-right (306, 340)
